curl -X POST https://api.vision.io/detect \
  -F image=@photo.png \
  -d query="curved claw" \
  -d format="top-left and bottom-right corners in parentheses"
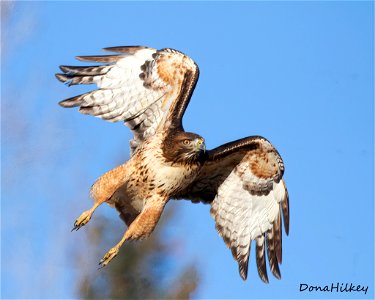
top-left (71, 210), bottom-right (93, 232)
top-left (71, 222), bottom-right (84, 232)
top-left (98, 247), bottom-right (119, 269)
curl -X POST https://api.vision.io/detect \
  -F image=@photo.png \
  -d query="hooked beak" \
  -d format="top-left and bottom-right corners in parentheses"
top-left (196, 138), bottom-right (206, 152)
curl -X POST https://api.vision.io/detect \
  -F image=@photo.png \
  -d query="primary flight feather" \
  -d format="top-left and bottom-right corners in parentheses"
top-left (56, 46), bottom-right (289, 282)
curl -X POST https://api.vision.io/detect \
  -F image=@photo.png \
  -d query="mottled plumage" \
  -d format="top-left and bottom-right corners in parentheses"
top-left (56, 46), bottom-right (289, 282)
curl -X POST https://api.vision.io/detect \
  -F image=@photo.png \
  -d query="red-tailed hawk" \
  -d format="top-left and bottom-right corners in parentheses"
top-left (56, 46), bottom-right (289, 282)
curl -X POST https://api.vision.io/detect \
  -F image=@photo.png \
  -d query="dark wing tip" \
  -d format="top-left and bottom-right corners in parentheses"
top-left (238, 242), bottom-right (251, 281)
top-left (282, 183), bottom-right (290, 236)
top-left (75, 55), bottom-right (88, 62)
top-left (256, 237), bottom-right (269, 284)
top-left (266, 230), bottom-right (282, 280)
top-left (59, 65), bottom-right (67, 72)
top-left (58, 100), bottom-right (73, 108)
top-left (55, 73), bottom-right (76, 87)
top-left (58, 94), bottom-right (84, 108)
top-left (75, 55), bottom-right (122, 63)
top-left (55, 73), bottom-right (67, 83)
top-left (59, 65), bottom-right (73, 73)
top-left (102, 45), bottom-right (149, 54)
top-left (274, 269), bottom-right (282, 280)
top-left (239, 261), bottom-right (249, 281)
top-left (274, 212), bottom-right (283, 264)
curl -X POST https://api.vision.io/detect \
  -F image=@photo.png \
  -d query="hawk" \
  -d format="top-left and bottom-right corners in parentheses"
top-left (56, 46), bottom-right (289, 282)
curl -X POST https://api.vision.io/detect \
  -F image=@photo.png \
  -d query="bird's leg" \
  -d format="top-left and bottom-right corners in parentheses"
top-left (72, 202), bottom-right (101, 231)
top-left (98, 198), bottom-right (166, 268)
top-left (72, 163), bottom-right (130, 231)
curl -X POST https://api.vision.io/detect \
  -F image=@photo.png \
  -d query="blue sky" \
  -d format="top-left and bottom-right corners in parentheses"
top-left (1, 1), bottom-right (374, 299)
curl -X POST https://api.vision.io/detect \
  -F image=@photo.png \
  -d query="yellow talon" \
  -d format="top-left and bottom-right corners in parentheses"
top-left (98, 247), bottom-right (119, 268)
top-left (72, 210), bottom-right (93, 231)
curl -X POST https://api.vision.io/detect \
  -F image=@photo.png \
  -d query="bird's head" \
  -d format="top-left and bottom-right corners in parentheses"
top-left (163, 131), bottom-right (206, 165)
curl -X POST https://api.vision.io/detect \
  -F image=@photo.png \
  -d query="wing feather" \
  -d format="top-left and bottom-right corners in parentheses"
top-left (75, 54), bottom-right (124, 63)
top-left (102, 45), bottom-right (151, 54)
top-left (177, 136), bottom-right (288, 282)
top-left (56, 46), bottom-right (199, 154)
top-left (256, 235), bottom-right (269, 283)
top-left (266, 226), bottom-right (281, 279)
top-left (273, 209), bottom-right (283, 264)
top-left (281, 181), bottom-right (290, 235)
top-left (59, 65), bottom-right (109, 75)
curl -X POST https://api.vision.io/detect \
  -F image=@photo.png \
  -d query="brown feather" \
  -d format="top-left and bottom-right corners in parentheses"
top-left (102, 45), bottom-right (150, 54)
top-left (208, 136), bottom-right (261, 162)
top-left (281, 180), bottom-right (290, 235)
top-left (59, 65), bottom-right (108, 76)
top-left (75, 55), bottom-right (123, 63)
top-left (274, 210), bottom-right (283, 264)
top-left (238, 243), bottom-right (251, 281)
top-left (250, 150), bottom-right (280, 179)
top-left (124, 201), bottom-right (166, 240)
top-left (55, 73), bottom-right (68, 83)
top-left (256, 236), bottom-right (269, 283)
top-left (58, 93), bottom-right (86, 108)
top-left (166, 67), bottom-right (199, 129)
top-left (55, 73), bottom-right (95, 86)
top-left (266, 228), bottom-right (281, 279)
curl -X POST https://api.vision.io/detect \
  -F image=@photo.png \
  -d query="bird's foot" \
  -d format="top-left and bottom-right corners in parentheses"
top-left (71, 210), bottom-right (93, 231)
top-left (98, 247), bottom-right (119, 269)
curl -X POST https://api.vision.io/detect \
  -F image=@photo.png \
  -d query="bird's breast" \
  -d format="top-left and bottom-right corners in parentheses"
top-left (136, 137), bottom-right (200, 195)
top-left (140, 150), bottom-right (199, 195)
top-left (113, 135), bottom-right (201, 211)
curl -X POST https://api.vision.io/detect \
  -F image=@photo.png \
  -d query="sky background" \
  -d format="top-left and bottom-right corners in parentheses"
top-left (1, 1), bottom-right (374, 299)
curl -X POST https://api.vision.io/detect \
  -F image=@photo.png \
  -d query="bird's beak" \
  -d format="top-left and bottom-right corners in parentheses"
top-left (196, 138), bottom-right (206, 152)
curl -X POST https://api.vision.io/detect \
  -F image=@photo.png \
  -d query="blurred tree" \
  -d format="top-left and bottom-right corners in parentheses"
top-left (77, 207), bottom-right (200, 299)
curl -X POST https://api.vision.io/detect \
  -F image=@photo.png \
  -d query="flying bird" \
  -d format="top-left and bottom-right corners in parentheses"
top-left (56, 46), bottom-right (289, 282)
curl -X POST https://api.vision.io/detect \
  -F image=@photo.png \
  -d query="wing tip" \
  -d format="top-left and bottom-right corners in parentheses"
top-left (260, 273), bottom-right (269, 284)
top-left (58, 94), bottom-right (84, 108)
top-left (239, 271), bottom-right (247, 281)
top-left (282, 182), bottom-right (290, 236)
top-left (58, 99), bottom-right (74, 108)
top-left (55, 73), bottom-right (75, 87)
top-left (274, 212), bottom-right (283, 264)
top-left (75, 55), bottom-right (87, 62)
top-left (75, 55), bottom-right (122, 63)
top-left (59, 65), bottom-right (75, 73)
top-left (55, 73), bottom-right (67, 82)
top-left (59, 65), bottom-right (69, 73)
top-left (256, 236), bottom-right (269, 284)
top-left (75, 55), bottom-right (96, 62)
top-left (239, 261), bottom-right (249, 281)
top-left (102, 45), bottom-right (150, 54)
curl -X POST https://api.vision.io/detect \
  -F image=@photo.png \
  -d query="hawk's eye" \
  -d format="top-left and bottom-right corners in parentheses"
top-left (183, 139), bottom-right (191, 145)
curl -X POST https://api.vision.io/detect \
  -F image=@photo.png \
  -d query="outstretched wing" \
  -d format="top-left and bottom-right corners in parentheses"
top-left (56, 46), bottom-right (199, 154)
top-left (177, 136), bottom-right (289, 282)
